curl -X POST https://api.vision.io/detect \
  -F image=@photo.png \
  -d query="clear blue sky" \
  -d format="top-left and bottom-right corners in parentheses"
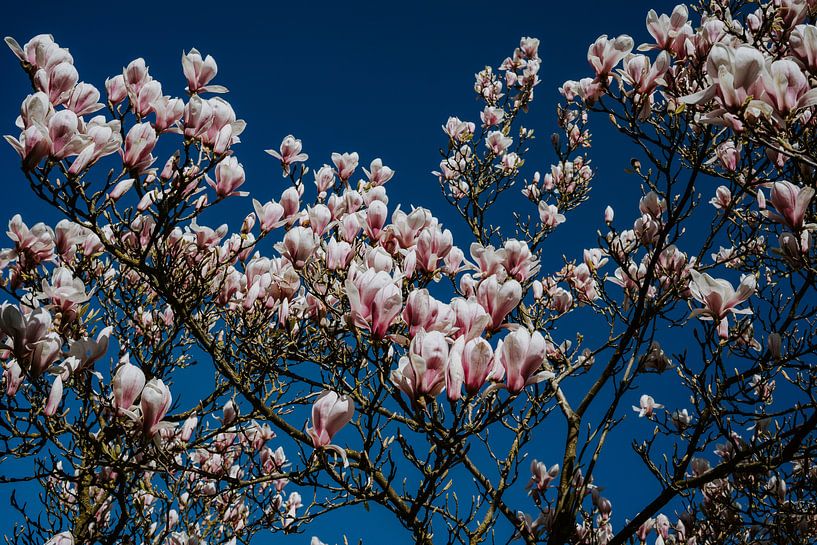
top-left (1, 1), bottom-right (663, 543)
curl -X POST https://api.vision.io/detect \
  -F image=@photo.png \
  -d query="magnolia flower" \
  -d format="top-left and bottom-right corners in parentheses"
top-left (632, 394), bottom-right (663, 418)
top-left (485, 130), bottom-right (512, 154)
top-left (105, 74), bottom-right (127, 104)
top-left (182, 48), bottom-right (227, 94)
top-left (391, 329), bottom-right (450, 403)
top-left (502, 239), bottom-right (539, 282)
top-left (363, 158), bottom-right (394, 186)
top-left (450, 297), bottom-right (490, 341)
top-left (345, 265), bottom-right (402, 338)
top-left (587, 34), bottom-right (634, 78)
top-left (762, 180), bottom-right (815, 230)
top-left (44, 532), bottom-right (74, 545)
top-left (528, 460), bottom-right (560, 492)
top-left (44, 375), bottom-right (63, 416)
top-left (141, 378), bottom-right (172, 436)
top-left (331, 152), bottom-right (359, 182)
top-left (443, 116), bottom-right (475, 142)
top-left (538, 202), bottom-right (566, 228)
top-left (122, 122), bottom-right (157, 172)
top-left (641, 4), bottom-right (689, 52)
top-left (761, 59), bottom-right (817, 117)
top-left (446, 336), bottom-right (494, 400)
top-left (279, 226), bottom-right (317, 269)
top-left (4, 361), bottom-right (23, 397)
top-left (252, 199), bottom-right (285, 232)
top-left (709, 185), bottom-right (732, 210)
top-left (476, 275), bottom-right (522, 330)
top-left (715, 140), bottom-right (740, 171)
top-left (208, 156), bottom-right (247, 198)
top-left (306, 390), bottom-right (354, 467)
top-left (688, 270), bottom-right (755, 339)
top-left (112, 356), bottom-right (146, 410)
top-left (266, 135), bottom-right (308, 176)
top-left (671, 408), bottom-right (692, 430)
top-left (497, 328), bottom-right (552, 393)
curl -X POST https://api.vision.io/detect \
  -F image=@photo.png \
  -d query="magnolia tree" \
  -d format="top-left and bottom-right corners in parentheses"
top-left (2, 0), bottom-right (817, 544)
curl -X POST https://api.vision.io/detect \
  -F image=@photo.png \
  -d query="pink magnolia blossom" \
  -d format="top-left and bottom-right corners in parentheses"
top-left (762, 180), bottom-right (815, 230)
top-left (682, 44), bottom-right (765, 115)
top-left (345, 265), bottom-right (402, 338)
top-left (791, 24), bottom-right (817, 73)
top-left (306, 390), bottom-right (354, 467)
top-left (502, 239), bottom-right (539, 282)
top-left (485, 130), bottom-right (512, 155)
top-left (496, 327), bottom-right (551, 394)
top-left (332, 152), bottom-right (359, 182)
top-left (133, 79), bottom-right (162, 117)
top-left (182, 95), bottom-right (214, 140)
top-left (182, 48), bottom-right (227, 94)
top-left (450, 297), bottom-right (490, 341)
top-left (152, 96), bottom-right (184, 133)
top-left (443, 116), bottom-right (475, 142)
top-left (280, 187), bottom-right (301, 222)
top-left (7, 214), bottom-right (55, 265)
top-left (480, 106), bottom-right (505, 127)
top-left (48, 110), bottom-right (88, 159)
top-left (710, 186), bottom-right (732, 210)
top-left (123, 58), bottom-right (151, 99)
top-left (208, 156), bottom-right (247, 198)
top-left (44, 532), bottom-right (74, 545)
top-left (632, 394), bottom-right (663, 418)
top-left (641, 5), bottom-right (690, 52)
top-left (391, 329), bottom-right (450, 403)
top-left (66, 82), bottom-right (103, 116)
top-left (476, 275), bottom-right (522, 330)
top-left (307, 204), bottom-right (332, 237)
top-left (122, 122), bottom-right (157, 172)
top-left (528, 460), bottom-right (560, 493)
top-left (715, 140), bottom-right (740, 171)
top-left (105, 74), bottom-right (127, 104)
top-left (108, 178), bottom-right (134, 201)
top-left (39, 266), bottom-right (90, 314)
top-left (363, 158), bottom-right (394, 186)
top-left (34, 61), bottom-right (78, 106)
top-left (538, 202), bottom-right (566, 228)
top-left (325, 238), bottom-right (353, 270)
top-left (446, 336), bottom-right (494, 400)
top-left (4, 360), bottom-right (24, 397)
top-left (314, 164), bottom-right (335, 194)
top-left (280, 226), bottom-right (317, 269)
top-left (4, 123), bottom-right (51, 170)
top-left (620, 52), bottom-right (670, 95)
top-left (253, 199), bottom-right (285, 232)
top-left (266, 135), bottom-right (308, 176)
top-left (112, 356), bottom-right (146, 410)
top-left (5, 34), bottom-right (72, 69)
top-left (402, 288), bottom-right (435, 338)
top-left (364, 200), bottom-right (388, 240)
top-left (415, 224), bottom-right (453, 272)
top-left (689, 270), bottom-right (756, 339)
top-left (44, 375), bottom-right (63, 416)
top-left (587, 34), bottom-right (634, 78)
top-left (761, 59), bottom-right (817, 117)
top-left (140, 378), bottom-right (172, 436)
top-left (560, 77), bottom-right (604, 104)
top-left (69, 116), bottom-right (122, 174)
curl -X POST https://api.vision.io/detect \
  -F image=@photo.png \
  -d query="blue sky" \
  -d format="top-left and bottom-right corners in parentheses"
top-left (0, 1), bottom-right (671, 543)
